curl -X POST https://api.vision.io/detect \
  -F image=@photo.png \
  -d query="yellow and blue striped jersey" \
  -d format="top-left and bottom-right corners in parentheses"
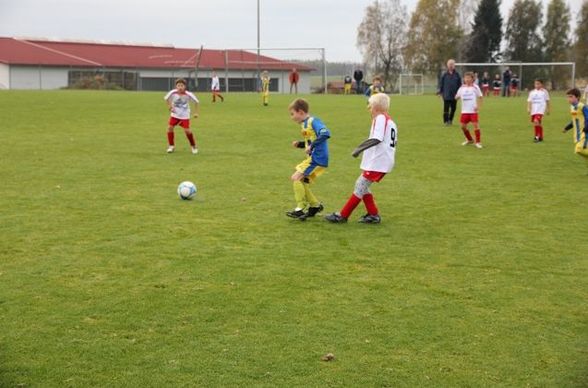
top-left (569, 102), bottom-right (588, 146)
top-left (365, 84), bottom-right (385, 97)
top-left (300, 116), bottom-right (330, 167)
top-left (261, 76), bottom-right (270, 93)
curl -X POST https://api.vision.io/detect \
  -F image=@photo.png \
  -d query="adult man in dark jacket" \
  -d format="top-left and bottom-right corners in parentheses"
top-left (502, 67), bottom-right (512, 97)
top-left (437, 59), bottom-right (462, 126)
top-left (353, 69), bottom-right (364, 94)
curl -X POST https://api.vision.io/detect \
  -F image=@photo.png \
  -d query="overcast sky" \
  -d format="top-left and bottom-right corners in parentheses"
top-left (0, 0), bottom-right (582, 62)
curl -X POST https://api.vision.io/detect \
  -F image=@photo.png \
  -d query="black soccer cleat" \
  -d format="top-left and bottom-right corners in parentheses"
top-left (324, 212), bottom-right (347, 223)
top-left (358, 214), bottom-right (381, 224)
top-left (305, 204), bottom-right (324, 218)
top-left (286, 209), bottom-right (306, 219)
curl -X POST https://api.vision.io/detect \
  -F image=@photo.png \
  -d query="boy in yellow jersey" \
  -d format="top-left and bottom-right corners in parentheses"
top-left (261, 70), bottom-right (270, 106)
top-left (563, 88), bottom-right (588, 160)
top-left (364, 76), bottom-right (384, 98)
top-left (286, 98), bottom-right (331, 220)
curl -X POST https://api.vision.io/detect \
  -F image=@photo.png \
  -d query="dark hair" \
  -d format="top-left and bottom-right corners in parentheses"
top-left (288, 98), bottom-right (309, 113)
top-left (464, 71), bottom-right (474, 78)
top-left (534, 79), bottom-right (544, 85)
top-left (566, 88), bottom-right (581, 99)
top-left (175, 78), bottom-right (187, 86)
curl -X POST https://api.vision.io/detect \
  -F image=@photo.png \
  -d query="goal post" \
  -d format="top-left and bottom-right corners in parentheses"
top-left (396, 73), bottom-right (424, 95)
top-left (454, 62), bottom-right (576, 91)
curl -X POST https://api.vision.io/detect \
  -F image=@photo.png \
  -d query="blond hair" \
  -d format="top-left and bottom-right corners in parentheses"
top-left (368, 93), bottom-right (390, 111)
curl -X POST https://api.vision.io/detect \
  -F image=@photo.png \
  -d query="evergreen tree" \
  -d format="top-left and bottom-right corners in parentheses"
top-left (404, 0), bottom-right (463, 74)
top-left (575, 0), bottom-right (588, 78)
top-left (544, 0), bottom-right (571, 89)
top-left (463, 0), bottom-right (503, 63)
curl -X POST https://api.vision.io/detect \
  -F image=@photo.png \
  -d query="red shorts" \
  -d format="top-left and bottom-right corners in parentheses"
top-left (511, 86), bottom-right (518, 90)
top-left (460, 113), bottom-right (479, 124)
top-left (482, 85), bottom-right (489, 92)
top-left (169, 117), bottom-right (190, 129)
top-left (362, 170), bottom-right (386, 182)
top-left (531, 114), bottom-right (543, 123)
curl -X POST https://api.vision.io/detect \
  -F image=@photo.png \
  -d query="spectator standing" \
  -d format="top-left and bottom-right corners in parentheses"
top-left (437, 59), bottom-right (462, 126)
top-left (353, 69), bottom-right (364, 94)
top-left (289, 68), bottom-right (299, 94)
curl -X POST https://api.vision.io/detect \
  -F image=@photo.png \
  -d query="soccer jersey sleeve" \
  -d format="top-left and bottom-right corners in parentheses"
top-left (455, 86), bottom-right (463, 99)
top-left (311, 118), bottom-right (330, 138)
top-left (370, 114), bottom-right (387, 141)
top-left (187, 91), bottom-right (199, 103)
top-left (474, 85), bottom-right (482, 97)
top-left (164, 89), bottom-right (176, 100)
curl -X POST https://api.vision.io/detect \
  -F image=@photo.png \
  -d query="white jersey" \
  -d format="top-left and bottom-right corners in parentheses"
top-left (211, 76), bottom-right (220, 91)
top-left (360, 113), bottom-right (397, 173)
top-left (456, 84), bottom-right (482, 114)
top-left (164, 89), bottom-right (199, 119)
top-left (527, 88), bottom-right (550, 115)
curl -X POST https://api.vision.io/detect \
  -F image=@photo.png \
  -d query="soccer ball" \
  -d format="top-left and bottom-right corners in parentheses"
top-left (177, 181), bottom-right (197, 200)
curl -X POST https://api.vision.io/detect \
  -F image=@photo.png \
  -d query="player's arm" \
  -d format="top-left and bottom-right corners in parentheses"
top-left (292, 140), bottom-right (306, 148)
top-left (192, 100), bottom-right (200, 118)
top-left (352, 138), bottom-right (381, 158)
top-left (189, 93), bottom-right (200, 118)
top-left (476, 95), bottom-right (482, 111)
top-left (546, 99), bottom-right (551, 115)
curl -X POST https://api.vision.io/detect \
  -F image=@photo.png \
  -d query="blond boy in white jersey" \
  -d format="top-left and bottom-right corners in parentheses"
top-left (325, 93), bottom-right (397, 224)
top-left (455, 72), bottom-right (483, 148)
top-left (527, 79), bottom-right (550, 142)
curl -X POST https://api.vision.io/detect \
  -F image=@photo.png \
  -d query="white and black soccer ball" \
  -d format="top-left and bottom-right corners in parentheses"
top-left (177, 181), bottom-right (197, 200)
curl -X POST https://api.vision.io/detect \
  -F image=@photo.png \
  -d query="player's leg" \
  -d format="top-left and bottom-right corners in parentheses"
top-left (167, 119), bottom-right (176, 153)
top-left (212, 91), bottom-right (216, 103)
top-left (287, 171), bottom-right (307, 218)
top-left (325, 174), bottom-right (368, 223)
top-left (533, 115), bottom-right (543, 142)
top-left (473, 120), bottom-right (482, 148)
top-left (302, 167), bottom-right (326, 217)
top-left (181, 121), bottom-right (198, 154)
top-left (575, 140), bottom-right (588, 158)
top-left (461, 116), bottom-right (474, 145)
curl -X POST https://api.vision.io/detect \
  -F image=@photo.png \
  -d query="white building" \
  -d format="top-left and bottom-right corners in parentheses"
top-left (0, 37), bottom-right (313, 93)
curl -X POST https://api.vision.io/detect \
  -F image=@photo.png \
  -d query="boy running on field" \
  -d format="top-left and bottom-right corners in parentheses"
top-left (164, 78), bottom-right (200, 154)
top-left (456, 72), bottom-right (484, 149)
top-left (325, 93), bottom-right (397, 224)
top-left (286, 98), bottom-right (330, 220)
top-left (562, 88), bottom-right (588, 162)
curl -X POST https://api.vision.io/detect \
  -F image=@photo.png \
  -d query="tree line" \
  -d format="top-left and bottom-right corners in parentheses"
top-left (357, 0), bottom-right (588, 90)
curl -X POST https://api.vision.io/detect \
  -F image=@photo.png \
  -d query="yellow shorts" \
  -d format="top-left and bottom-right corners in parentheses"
top-left (295, 159), bottom-right (326, 182)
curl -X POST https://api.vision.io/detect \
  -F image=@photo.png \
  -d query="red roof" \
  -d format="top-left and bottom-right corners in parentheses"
top-left (0, 37), bottom-right (312, 71)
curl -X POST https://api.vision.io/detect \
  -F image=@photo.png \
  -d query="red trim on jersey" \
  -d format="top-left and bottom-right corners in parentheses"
top-left (460, 113), bottom-right (479, 124)
top-left (530, 114), bottom-right (543, 123)
top-left (169, 117), bottom-right (190, 129)
top-left (362, 170), bottom-right (386, 182)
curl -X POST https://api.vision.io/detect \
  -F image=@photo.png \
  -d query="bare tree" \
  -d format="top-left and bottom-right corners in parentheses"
top-left (357, 0), bottom-right (408, 91)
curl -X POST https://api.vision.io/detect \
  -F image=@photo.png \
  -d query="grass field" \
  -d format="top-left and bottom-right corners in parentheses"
top-left (1, 90), bottom-right (587, 387)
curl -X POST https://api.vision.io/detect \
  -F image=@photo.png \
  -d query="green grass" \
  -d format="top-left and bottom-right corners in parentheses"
top-left (0, 90), bottom-right (587, 387)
